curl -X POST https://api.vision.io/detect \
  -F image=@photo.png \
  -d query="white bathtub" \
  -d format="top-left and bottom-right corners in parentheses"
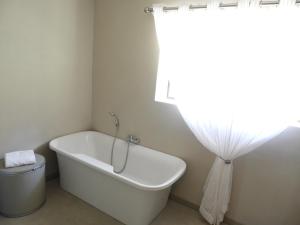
top-left (49, 131), bottom-right (186, 225)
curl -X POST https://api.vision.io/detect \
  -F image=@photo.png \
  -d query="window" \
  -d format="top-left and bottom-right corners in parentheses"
top-left (153, 6), bottom-right (300, 127)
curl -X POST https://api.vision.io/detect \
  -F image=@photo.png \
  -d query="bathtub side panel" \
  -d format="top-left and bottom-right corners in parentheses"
top-left (57, 153), bottom-right (170, 225)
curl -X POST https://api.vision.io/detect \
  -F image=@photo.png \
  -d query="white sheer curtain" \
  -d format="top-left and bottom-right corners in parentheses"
top-left (153, 0), bottom-right (300, 224)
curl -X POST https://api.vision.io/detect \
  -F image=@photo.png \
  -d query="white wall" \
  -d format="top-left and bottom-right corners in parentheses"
top-left (0, 0), bottom-right (95, 176)
top-left (1, 1), bottom-right (299, 224)
top-left (92, 0), bottom-right (300, 224)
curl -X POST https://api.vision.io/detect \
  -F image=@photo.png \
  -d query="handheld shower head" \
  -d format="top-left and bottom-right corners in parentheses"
top-left (109, 112), bottom-right (119, 128)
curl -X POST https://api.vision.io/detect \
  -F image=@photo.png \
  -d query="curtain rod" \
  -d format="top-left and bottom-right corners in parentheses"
top-left (144, 0), bottom-right (300, 13)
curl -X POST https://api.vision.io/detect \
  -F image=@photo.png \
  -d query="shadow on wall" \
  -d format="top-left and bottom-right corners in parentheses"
top-left (35, 143), bottom-right (59, 180)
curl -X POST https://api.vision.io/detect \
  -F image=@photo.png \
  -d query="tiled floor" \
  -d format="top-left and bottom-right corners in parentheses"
top-left (0, 180), bottom-right (211, 225)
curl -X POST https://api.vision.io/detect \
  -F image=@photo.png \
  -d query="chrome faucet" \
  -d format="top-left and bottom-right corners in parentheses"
top-left (127, 135), bottom-right (140, 144)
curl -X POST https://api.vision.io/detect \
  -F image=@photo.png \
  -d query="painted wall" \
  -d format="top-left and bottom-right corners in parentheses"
top-left (92, 0), bottom-right (300, 224)
top-left (0, 0), bottom-right (94, 176)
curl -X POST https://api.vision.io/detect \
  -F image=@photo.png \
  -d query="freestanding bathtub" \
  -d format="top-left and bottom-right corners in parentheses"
top-left (49, 131), bottom-right (186, 225)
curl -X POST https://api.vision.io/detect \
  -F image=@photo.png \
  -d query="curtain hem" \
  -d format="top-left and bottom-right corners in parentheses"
top-left (200, 205), bottom-right (215, 225)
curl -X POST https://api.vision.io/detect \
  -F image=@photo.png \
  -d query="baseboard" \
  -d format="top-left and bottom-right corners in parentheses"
top-left (170, 194), bottom-right (244, 225)
top-left (44, 177), bottom-right (243, 225)
top-left (224, 217), bottom-right (244, 225)
top-left (169, 194), bottom-right (199, 210)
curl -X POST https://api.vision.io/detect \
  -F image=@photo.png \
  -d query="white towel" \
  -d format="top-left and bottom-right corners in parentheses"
top-left (4, 150), bottom-right (36, 168)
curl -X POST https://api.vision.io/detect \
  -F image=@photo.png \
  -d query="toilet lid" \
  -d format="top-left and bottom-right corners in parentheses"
top-left (0, 154), bottom-right (45, 175)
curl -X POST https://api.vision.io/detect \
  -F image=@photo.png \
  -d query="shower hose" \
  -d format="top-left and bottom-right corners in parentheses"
top-left (110, 126), bottom-right (130, 174)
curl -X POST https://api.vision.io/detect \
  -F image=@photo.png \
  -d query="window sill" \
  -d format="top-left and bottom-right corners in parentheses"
top-left (289, 122), bottom-right (300, 128)
top-left (155, 96), bottom-right (175, 105)
top-left (154, 97), bottom-right (300, 129)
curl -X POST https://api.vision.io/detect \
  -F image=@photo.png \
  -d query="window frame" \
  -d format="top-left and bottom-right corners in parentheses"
top-left (155, 76), bottom-right (175, 104)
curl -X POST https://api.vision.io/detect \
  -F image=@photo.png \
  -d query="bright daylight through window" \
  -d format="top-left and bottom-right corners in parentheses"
top-left (153, 5), bottom-right (300, 127)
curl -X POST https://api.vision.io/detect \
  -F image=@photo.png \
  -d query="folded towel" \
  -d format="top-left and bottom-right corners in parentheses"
top-left (5, 150), bottom-right (36, 168)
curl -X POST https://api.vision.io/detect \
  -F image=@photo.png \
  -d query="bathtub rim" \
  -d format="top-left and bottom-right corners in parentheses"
top-left (49, 131), bottom-right (186, 191)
